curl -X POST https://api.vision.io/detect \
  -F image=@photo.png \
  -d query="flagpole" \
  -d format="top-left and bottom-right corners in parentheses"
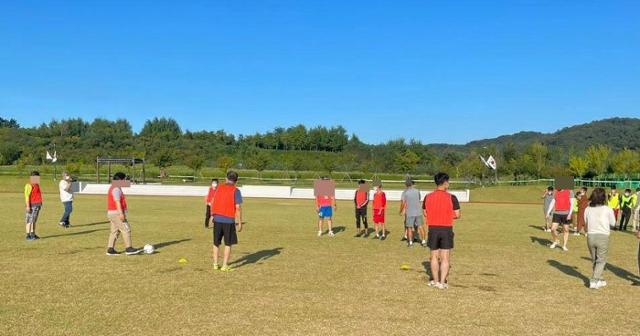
top-left (53, 143), bottom-right (57, 180)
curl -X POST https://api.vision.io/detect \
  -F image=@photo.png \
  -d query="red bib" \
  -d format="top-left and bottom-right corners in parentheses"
top-left (424, 190), bottom-right (454, 227)
top-left (211, 184), bottom-right (237, 218)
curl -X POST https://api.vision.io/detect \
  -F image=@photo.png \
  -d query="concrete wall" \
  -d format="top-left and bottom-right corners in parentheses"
top-left (77, 183), bottom-right (470, 202)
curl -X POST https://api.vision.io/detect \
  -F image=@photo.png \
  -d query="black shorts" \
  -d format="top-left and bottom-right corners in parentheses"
top-left (427, 227), bottom-right (454, 250)
top-left (213, 221), bottom-right (238, 247)
top-left (552, 214), bottom-right (571, 225)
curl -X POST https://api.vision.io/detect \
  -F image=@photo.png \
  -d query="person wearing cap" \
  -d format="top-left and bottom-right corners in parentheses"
top-left (423, 172), bottom-right (461, 289)
top-left (58, 172), bottom-right (74, 228)
top-left (105, 172), bottom-right (142, 256)
top-left (211, 171), bottom-right (243, 272)
top-left (24, 171), bottom-right (43, 240)
top-left (400, 177), bottom-right (426, 247)
top-left (372, 182), bottom-right (387, 240)
top-left (354, 179), bottom-right (370, 237)
top-left (204, 178), bottom-right (219, 228)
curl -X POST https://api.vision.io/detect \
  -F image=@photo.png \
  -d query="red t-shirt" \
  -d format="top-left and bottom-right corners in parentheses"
top-left (316, 195), bottom-right (334, 207)
top-left (205, 187), bottom-right (216, 204)
top-left (373, 192), bottom-right (386, 209)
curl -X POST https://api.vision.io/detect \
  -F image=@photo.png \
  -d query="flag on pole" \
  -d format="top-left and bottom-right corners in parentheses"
top-left (480, 155), bottom-right (490, 168)
top-left (52, 151), bottom-right (57, 163)
top-left (46, 151), bottom-right (53, 161)
top-left (487, 155), bottom-right (497, 170)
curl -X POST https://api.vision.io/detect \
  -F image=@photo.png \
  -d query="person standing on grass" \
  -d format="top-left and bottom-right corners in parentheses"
top-left (400, 178), bottom-right (425, 247)
top-left (211, 171), bottom-right (243, 271)
top-left (571, 191), bottom-right (581, 235)
top-left (106, 172), bottom-right (142, 256)
top-left (24, 171), bottom-right (43, 240)
top-left (633, 188), bottom-right (640, 232)
top-left (423, 172), bottom-right (461, 290)
top-left (608, 187), bottom-right (621, 229)
top-left (546, 186), bottom-right (575, 251)
top-left (204, 178), bottom-right (219, 228)
top-left (372, 182), bottom-right (387, 240)
top-left (354, 179), bottom-right (370, 237)
top-left (541, 187), bottom-right (555, 232)
top-left (576, 187), bottom-right (589, 236)
top-left (58, 172), bottom-right (74, 228)
top-left (619, 189), bottom-right (636, 232)
top-left (315, 181), bottom-right (336, 237)
top-left (584, 188), bottom-right (616, 289)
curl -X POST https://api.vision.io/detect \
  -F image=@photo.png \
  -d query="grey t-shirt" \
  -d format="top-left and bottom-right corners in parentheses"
top-left (543, 193), bottom-right (554, 214)
top-left (401, 187), bottom-right (422, 217)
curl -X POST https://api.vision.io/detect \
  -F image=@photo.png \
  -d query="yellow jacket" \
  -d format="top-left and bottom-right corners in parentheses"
top-left (608, 193), bottom-right (620, 209)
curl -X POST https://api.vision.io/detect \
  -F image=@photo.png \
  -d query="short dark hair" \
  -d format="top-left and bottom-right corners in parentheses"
top-left (375, 182), bottom-right (383, 188)
top-left (547, 186), bottom-right (554, 191)
top-left (405, 178), bottom-right (414, 187)
top-left (211, 178), bottom-right (219, 183)
top-left (625, 188), bottom-right (632, 193)
top-left (611, 186), bottom-right (617, 190)
top-left (358, 179), bottom-right (366, 185)
top-left (30, 171), bottom-right (40, 176)
top-left (589, 188), bottom-right (607, 207)
top-left (226, 170), bottom-right (239, 182)
top-left (434, 172), bottom-right (449, 186)
top-left (113, 172), bottom-right (126, 180)
top-left (580, 187), bottom-right (587, 192)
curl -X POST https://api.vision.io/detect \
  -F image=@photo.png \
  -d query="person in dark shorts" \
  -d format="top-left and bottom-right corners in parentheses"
top-left (354, 179), bottom-right (369, 237)
top-left (204, 179), bottom-right (218, 228)
top-left (211, 171), bottom-right (243, 272)
top-left (546, 187), bottom-right (575, 251)
top-left (423, 172), bottom-right (461, 289)
top-left (24, 171), bottom-right (43, 240)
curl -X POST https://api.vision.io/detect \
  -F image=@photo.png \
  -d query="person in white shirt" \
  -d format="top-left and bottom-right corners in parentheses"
top-left (58, 172), bottom-right (74, 228)
top-left (584, 187), bottom-right (616, 289)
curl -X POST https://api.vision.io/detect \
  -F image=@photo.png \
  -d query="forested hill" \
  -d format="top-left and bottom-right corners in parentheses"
top-left (465, 118), bottom-right (640, 151)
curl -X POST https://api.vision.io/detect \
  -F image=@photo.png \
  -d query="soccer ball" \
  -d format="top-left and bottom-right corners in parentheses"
top-left (143, 244), bottom-right (155, 254)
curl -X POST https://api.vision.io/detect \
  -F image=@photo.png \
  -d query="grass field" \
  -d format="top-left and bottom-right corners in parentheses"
top-left (1, 186), bottom-right (640, 335)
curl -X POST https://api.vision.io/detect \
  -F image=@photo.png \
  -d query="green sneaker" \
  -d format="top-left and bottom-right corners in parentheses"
top-left (213, 264), bottom-right (220, 270)
top-left (220, 265), bottom-right (233, 272)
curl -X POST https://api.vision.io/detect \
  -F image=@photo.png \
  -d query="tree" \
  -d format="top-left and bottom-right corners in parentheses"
top-left (528, 142), bottom-right (548, 177)
top-left (0, 117), bottom-right (20, 128)
top-left (585, 144), bottom-right (611, 177)
top-left (0, 142), bottom-right (22, 165)
top-left (568, 155), bottom-right (588, 178)
top-left (184, 155), bottom-right (205, 176)
top-left (150, 148), bottom-right (176, 178)
top-left (610, 149), bottom-right (639, 179)
top-left (217, 155), bottom-right (234, 173)
top-left (394, 149), bottom-right (420, 173)
top-left (247, 151), bottom-right (270, 176)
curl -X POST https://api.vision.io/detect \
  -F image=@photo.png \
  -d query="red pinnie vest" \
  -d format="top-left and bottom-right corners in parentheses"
top-left (554, 189), bottom-right (571, 212)
top-left (211, 184), bottom-right (237, 218)
top-left (107, 186), bottom-right (128, 211)
top-left (29, 184), bottom-right (43, 204)
top-left (424, 190), bottom-right (455, 227)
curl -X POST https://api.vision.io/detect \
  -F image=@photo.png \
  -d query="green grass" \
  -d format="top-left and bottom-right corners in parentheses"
top-left (1, 188), bottom-right (639, 335)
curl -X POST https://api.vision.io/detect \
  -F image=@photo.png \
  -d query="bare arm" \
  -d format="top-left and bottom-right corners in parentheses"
top-left (235, 205), bottom-right (243, 232)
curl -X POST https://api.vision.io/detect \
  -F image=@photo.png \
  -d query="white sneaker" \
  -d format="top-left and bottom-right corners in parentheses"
top-left (437, 283), bottom-right (448, 290)
top-left (549, 242), bottom-right (558, 249)
top-left (596, 280), bottom-right (607, 289)
top-left (328, 231), bottom-right (335, 237)
top-left (573, 232), bottom-right (580, 236)
top-left (428, 280), bottom-right (437, 287)
top-left (589, 280), bottom-right (597, 289)
top-left (317, 230), bottom-right (322, 237)
top-left (561, 246), bottom-right (569, 252)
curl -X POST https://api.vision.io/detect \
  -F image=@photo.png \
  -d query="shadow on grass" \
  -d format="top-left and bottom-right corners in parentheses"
top-left (530, 236), bottom-right (553, 247)
top-left (229, 247), bottom-right (283, 268)
top-left (155, 239), bottom-right (192, 250)
top-left (579, 256), bottom-right (640, 285)
top-left (547, 259), bottom-right (589, 287)
top-left (73, 221), bottom-right (110, 227)
top-left (421, 260), bottom-right (434, 281)
top-left (528, 225), bottom-right (546, 231)
top-left (332, 226), bottom-right (346, 234)
top-left (43, 228), bottom-right (108, 239)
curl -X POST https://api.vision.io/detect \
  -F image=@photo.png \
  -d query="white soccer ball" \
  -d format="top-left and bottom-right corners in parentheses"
top-left (143, 244), bottom-right (155, 254)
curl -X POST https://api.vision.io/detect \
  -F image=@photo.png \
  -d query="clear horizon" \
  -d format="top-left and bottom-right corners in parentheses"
top-left (1, 1), bottom-right (638, 145)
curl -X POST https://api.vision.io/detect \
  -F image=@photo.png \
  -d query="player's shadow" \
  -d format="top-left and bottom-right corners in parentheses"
top-left (547, 260), bottom-right (590, 287)
top-left (579, 257), bottom-right (640, 285)
top-left (530, 236), bottom-right (553, 247)
top-left (73, 221), bottom-right (110, 227)
top-left (43, 228), bottom-right (108, 239)
top-left (421, 261), bottom-right (434, 280)
top-left (229, 247), bottom-right (283, 268)
top-left (332, 226), bottom-right (346, 234)
top-left (528, 225), bottom-right (545, 231)
top-left (155, 239), bottom-right (191, 250)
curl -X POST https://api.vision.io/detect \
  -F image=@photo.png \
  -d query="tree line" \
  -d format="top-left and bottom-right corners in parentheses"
top-left (0, 116), bottom-right (639, 180)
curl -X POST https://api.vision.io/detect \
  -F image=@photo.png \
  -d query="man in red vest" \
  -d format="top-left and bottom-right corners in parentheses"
top-left (106, 172), bottom-right (142, 256)
top-left (354, 179), bottom-right (370, 237)
top-left (211, 171), bottom-right (243, 272)
top-left (372, 182), bottom-right (387, 240)
top-left (423, 172), bottom-right (460, 289)
top-left (546, 187), bottom-right (575, 251)
top-left (24, 171), bottom-right (43, 240)
top-left (204, 178), bottom-right (218, 228)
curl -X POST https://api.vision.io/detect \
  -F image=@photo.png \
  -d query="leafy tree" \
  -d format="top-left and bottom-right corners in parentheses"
top-left (247, 150), bottom-right (270, 176)
top-left (217, 155), bottom-right (234, 173)
top-left (150, 148), bottom-right (176, 178)
top-left (394, 149), bottom-right (420, 173)
top-left (0, 142), bottom-right (22, 165)
top-left (528, 142), bottom-right (548, 177)
top-left (610, 149), bottom-right (639, 179)
top-left (0, 117), bottom-right (20, 128)
top-left (568, 155), bottom-right (588, 178)
top-left (184, 155), bottom-right (205, 176)
top-left (585, 144), bottom-right (611, 177)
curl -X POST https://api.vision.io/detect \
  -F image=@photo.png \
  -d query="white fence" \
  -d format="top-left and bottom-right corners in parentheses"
top-left (77, 183), bottom-right (470, 202)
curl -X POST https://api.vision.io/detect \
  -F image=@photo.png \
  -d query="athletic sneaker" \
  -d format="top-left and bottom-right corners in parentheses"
top-left (373, 234), bottom-right (380, 239)
top-left (32, 234), bottom-right (40, 240)
top-left (421, 240), bottom-right (427, 247)
top-left (589, 280), bottom-right (597, 289)
top-left (59, 222), bottom-right (66, 227)
top-left (407, 241), bottom-right (413, 247)
top-left (220, 265), bottom-right (233, 272)
top-left (213, 264), bottom-right (220, 270)
top-left (317, 230), bottom-right (322, 237)
top-left (380, 235), bottom-right (386, 241)
top-left (401, 236), bottom-right (407, 241)
top-left (596, 280), bottom-right (607, 289)
top-left (561, 246), bottom-right (569, 252)
top-left (125, 247), bottom-right (143, 255)
top-left (428, 280), bottom-right (438, 288)
top-left (573, 232), bottom-right (580, 236)
top-left (549, 242), bottom-right (558, 249)
top-left (328, 231), bottom-right (335, 237)
top-left (26, 233), bottom-right (34, 241)
top-left (437, 283), bottom-right (449, 290)
top-left (106, 248), bottom-right (120, 256)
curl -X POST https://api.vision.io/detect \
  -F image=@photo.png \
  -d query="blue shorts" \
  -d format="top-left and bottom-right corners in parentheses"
top-left (318, 206), bottom-right (333, 219)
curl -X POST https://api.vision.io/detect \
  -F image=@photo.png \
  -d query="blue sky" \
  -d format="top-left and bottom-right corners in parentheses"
top-left (1, 1), bottom-right (638, 144)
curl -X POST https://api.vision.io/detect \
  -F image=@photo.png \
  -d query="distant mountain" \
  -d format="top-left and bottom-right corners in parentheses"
top-left (464, 118), bottom-right (640, 151)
